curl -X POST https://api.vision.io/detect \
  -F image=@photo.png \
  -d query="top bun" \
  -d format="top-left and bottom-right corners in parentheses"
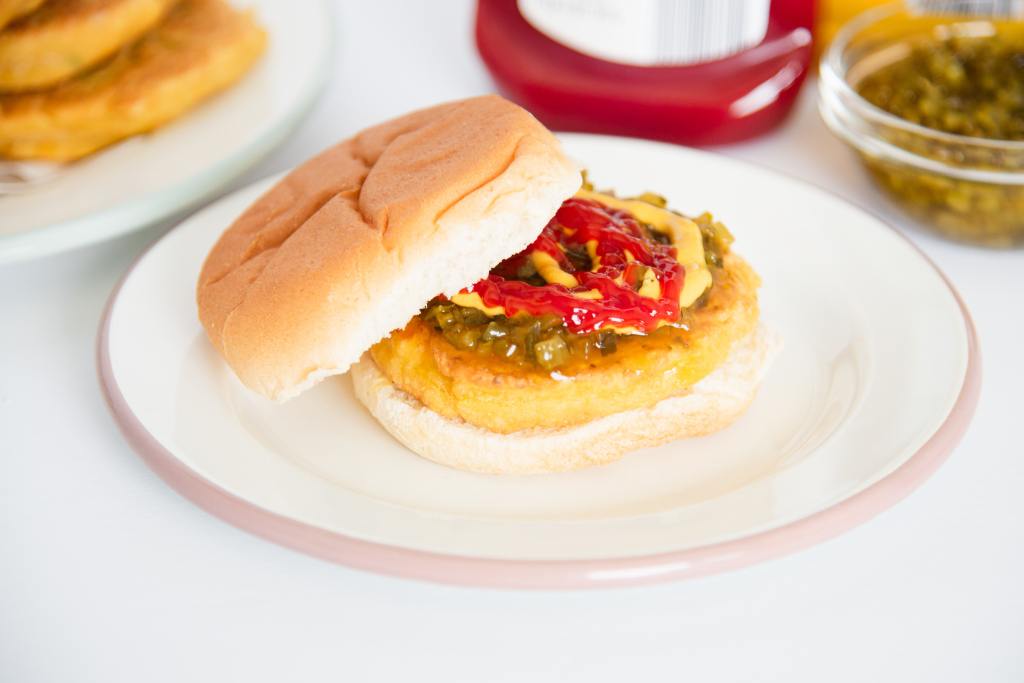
top-left (197, 95), bottom-right (581, 401)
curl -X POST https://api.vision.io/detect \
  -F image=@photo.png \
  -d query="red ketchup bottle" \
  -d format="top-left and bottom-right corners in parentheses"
top-left (475, 0), bottom-right (816, 145)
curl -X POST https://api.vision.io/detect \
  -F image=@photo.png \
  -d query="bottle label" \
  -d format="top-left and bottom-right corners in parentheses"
top-left (907, 0), bottom-right (1024, 15)
top-left (518, 0), bottom-right (771, 66)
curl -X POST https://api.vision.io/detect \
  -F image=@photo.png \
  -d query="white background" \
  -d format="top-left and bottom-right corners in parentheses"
top-left (2, 2), bottom-right (1022, 681)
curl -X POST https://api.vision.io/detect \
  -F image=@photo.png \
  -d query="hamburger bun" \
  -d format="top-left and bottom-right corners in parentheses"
top-left (197, 95), bottom-right (581, 401)
top-left (197, 94), bottom-right (776, 474)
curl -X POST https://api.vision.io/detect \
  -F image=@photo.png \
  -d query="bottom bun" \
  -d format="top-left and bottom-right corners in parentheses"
top-left (351, 325), bottom-right (780, 475)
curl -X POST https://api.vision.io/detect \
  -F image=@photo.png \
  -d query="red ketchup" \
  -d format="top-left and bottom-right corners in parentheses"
top-left (460, 198), bottom-right (684, 334)
top-left (475, 0), bottom-right (816, 145)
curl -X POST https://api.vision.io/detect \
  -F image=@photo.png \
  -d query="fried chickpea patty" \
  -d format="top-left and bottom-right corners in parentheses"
top-left (0, 0), bottom-right (266, 161)
top-left (0, 0), bottom-right (45, 31)
top-left (0, 0), bottom-right (178, 92)
top-left (369, 252), bottom-right (760, 434)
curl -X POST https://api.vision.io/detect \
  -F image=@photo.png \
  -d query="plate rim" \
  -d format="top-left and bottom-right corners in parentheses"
top-left (96, 137), bottom-right (982, 589)
top-left (0, 0), bottom-right (334, 265)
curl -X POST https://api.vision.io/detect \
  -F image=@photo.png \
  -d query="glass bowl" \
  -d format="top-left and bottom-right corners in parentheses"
top-left (819, 3), bottom-right (1024, 247)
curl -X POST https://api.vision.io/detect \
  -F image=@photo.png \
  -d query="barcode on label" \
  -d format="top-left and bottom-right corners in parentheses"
top-left (518, 0), bottom-right (771, 67)
top-left (907, 0), bottom-right (1024, 16)
top-left (655, 0), bottom-right (770, 65)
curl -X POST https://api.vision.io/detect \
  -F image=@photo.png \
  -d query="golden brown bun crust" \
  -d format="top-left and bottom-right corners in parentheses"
top-left (369, 252), bottom-right (760, 433)
top-left (352, 325), bottom-right (780, 475)
top-left (197, 95), bottom-right (581, 401)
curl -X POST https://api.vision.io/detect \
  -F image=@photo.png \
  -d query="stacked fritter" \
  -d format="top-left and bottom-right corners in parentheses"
top-left (0, 0), bottom-right (266, 161)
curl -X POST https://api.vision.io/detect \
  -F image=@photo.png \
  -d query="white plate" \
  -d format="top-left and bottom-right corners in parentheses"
top-left (99, 134), bottom-right (980, 589)
top-left (0, 0), bottom-right (332, 264)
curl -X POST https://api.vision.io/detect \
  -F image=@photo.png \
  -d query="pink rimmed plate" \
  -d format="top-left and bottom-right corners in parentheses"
top-left (98, 134), bottom-right (980, 589)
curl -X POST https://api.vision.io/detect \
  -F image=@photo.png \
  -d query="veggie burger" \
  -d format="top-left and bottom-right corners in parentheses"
top-left (197, 96), bottom-right (776, 474)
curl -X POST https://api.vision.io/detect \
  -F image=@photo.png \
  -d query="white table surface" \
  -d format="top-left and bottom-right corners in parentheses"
top-left (2, 2), bottom-right (1022, 681)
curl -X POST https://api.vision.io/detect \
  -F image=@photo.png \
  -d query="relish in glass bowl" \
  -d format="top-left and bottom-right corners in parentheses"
top-left (819, 3), bottom-right (1024, 247)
